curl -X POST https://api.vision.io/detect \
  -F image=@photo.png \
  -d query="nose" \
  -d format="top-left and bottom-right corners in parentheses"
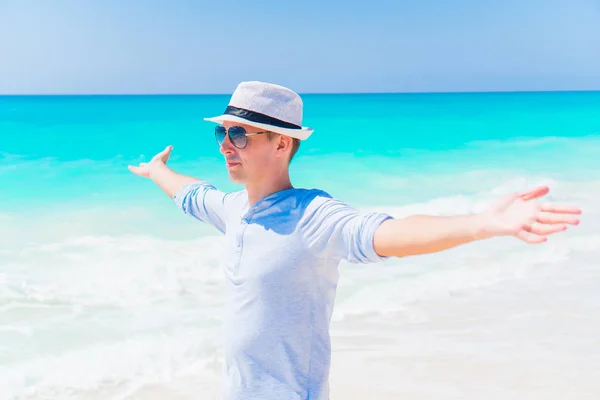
top-left (219, 132), bottom-right (236, 155)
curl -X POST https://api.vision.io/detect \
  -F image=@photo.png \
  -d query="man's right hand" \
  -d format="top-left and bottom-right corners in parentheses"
top-left (128, 145), bottom-right (200, 199)
top-left (128, 145), bottom-right (173, 178)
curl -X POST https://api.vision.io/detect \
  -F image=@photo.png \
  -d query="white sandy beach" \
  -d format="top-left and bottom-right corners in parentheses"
top-left (328, 256), bottom-right (600, 400)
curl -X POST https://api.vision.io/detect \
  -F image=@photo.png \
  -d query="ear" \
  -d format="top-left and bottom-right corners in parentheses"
top-left (275, 134), bottom-right (292, 159)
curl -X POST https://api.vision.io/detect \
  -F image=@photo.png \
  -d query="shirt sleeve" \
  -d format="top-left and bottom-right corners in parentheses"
top-left (173, 181), bottom-right (237, 234)
top-left (302, 195), bottom-right (393, 264)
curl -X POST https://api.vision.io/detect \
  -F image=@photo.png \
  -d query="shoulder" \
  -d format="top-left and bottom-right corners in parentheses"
top-left (286, 188), bottom-right (335, 211)
top-left (290, 189), bottom-right (357, 226)
top-left (223, 189), bottom-right (248, 208)
top-left (294, 188), bottom-right (331, 200)
top-left (298, 188), bottom-right (351, 209)
top-left (224, 188), bottom-right (248, 200)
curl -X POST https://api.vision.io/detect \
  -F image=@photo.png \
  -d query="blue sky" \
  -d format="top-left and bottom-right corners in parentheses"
top-left (0, 0), bottom-right (599, 94)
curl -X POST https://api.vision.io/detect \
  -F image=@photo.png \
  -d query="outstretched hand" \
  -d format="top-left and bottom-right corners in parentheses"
top-left (480, 186), bottom-right (581, 244)
top-left (128, 145), bottom-right (173, 178)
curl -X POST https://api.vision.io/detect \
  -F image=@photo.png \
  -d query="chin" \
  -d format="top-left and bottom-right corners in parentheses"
top-left (228, 172), bottom-right (246, 185)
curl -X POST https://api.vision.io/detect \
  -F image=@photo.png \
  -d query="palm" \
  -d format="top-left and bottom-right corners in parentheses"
top-left (128, 145), bottom-right (172, 178)
top-left (482, 186), bottom-right (581, 244)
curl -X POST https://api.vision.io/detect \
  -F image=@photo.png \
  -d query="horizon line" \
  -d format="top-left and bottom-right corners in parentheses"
top-left (1, 88), bottom-right (599, 97)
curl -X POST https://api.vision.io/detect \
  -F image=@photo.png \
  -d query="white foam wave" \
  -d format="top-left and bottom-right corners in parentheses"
top-left (0, 328), bottom-right (222, 400)
top-left (2, 174), bottom-right (596, 311)
top-left (1, 234), bottom-right (226, 308)
top-left (333, 232), bottom-right (600, 321)
top-left (465, 134), bottom-right (600, 149)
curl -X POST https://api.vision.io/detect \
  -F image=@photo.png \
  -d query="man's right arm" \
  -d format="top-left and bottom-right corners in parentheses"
top-left (148, 161), bottom-right (200, 199)
top-left (128, 145), bottom-right (234, 233)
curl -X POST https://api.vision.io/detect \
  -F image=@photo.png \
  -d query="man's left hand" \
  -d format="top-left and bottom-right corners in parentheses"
top-left (479, 186), bottom-right (582, 244)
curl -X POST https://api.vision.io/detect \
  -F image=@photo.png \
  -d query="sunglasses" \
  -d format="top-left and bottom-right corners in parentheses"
top-left (214, 125), bottom-right (269, 149)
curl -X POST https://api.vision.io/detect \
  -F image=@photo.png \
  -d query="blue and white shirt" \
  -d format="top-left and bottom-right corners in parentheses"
top-left (174, 181), bottom-right (392, 400)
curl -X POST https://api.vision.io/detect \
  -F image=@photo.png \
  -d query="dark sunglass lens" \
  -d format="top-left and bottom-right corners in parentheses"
top-left (228, 126), bottom-right (247, 148)
top-left (215, 126), bottom-right (226, 145)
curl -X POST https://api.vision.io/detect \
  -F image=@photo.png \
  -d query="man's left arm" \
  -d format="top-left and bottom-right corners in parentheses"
top-left (373, 186), bottom-right (582, 258)
top-left (373, 214), bottom-right (486, 258)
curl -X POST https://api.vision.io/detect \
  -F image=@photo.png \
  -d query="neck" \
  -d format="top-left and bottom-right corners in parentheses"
top-left (245, 169), bottom-right (293, 207)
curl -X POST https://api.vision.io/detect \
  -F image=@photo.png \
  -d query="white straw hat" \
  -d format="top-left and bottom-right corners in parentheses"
top-left (204, 81), bottom-right (314, 140)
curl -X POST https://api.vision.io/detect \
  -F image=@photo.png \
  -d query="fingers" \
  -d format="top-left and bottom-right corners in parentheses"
top-left (537, 211), bottom-right (580, 225)
top-left (517, 187), bottom-right (582, 215)
top-left (518, 187), bottom-right (582, 225)
top-left (129, 162), bottom-right (147, 169)
top-left (541, 203), bottom-right (582, 215)
top-left (524, 222), bottom-right (567, 236)
top-left (159, 145), bottom-right (173, 162)
top-left (513, 186), bottom-right (581, 244)
top-left (149, 145), bottom-right (172, 160)
top-left (517, 230), bottom-right (547, 244)
top-left (128, 163), bottom-right (148, 177)
top-left (519, 186), bottom-right (549, 201)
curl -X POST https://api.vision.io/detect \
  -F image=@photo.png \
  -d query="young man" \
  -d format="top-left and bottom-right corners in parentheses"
top-left (128, 81), bottom-right (581, 400)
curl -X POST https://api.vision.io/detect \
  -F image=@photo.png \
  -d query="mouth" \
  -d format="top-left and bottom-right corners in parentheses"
top-left (226, 161), bottom-right (241, 168)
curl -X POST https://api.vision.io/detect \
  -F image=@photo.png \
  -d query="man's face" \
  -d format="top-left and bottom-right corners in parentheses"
top-left (218, 121), bottom-right (281, 185)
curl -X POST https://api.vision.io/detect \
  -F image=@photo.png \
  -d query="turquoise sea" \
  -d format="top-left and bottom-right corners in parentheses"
top-left (1, 92), bottom-right (600, 399)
